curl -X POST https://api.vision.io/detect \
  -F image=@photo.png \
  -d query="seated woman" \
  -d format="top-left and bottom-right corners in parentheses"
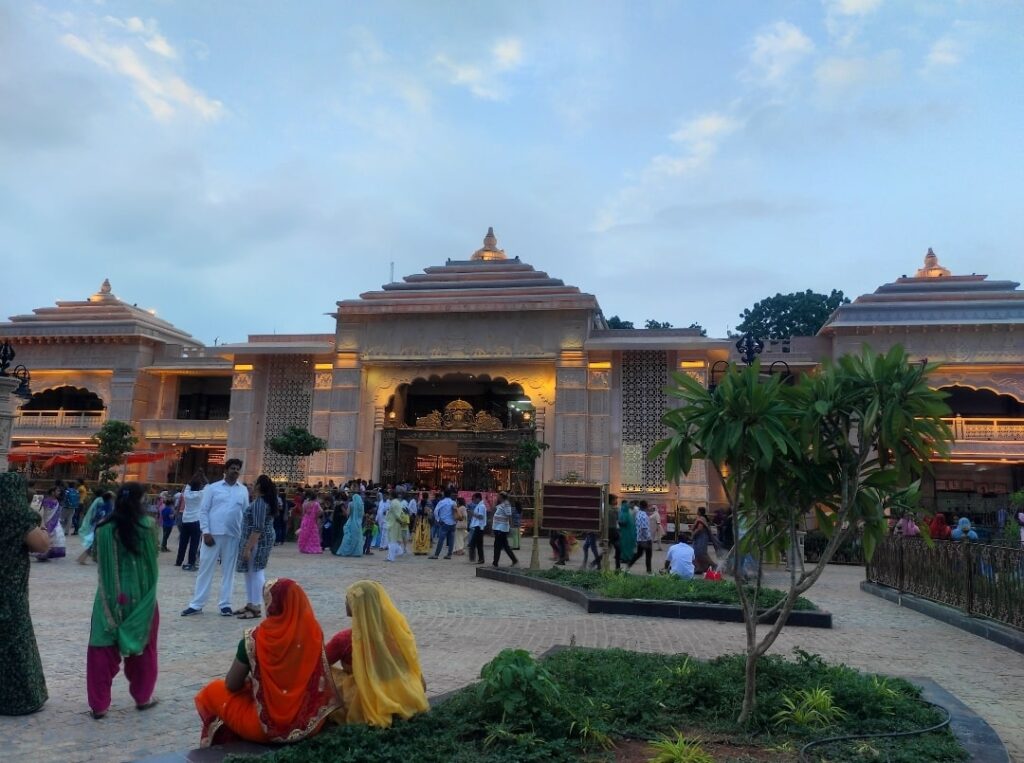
top-left (194, 578), bottom-right (341, 747)
top-left (326, 580), bottom-right (429, 727)
top-left (951, 517), bottom-right (979, 542)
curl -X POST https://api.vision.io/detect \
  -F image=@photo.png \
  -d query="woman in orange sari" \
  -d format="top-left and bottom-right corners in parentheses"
top-left (194, 578), bottom-right (341, 747)
top-left (325, 580), bottom-right (429, 727)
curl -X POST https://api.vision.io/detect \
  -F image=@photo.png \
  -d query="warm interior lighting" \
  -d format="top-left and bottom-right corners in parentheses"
top-left (387, 410), bottom-right (397, 420)
top-left (233, 364), bottom-right (253, 371)
top-left (314, 363), bottom-right (333, 370)
top-left (588, 361), bottom-right (612, 369)
top-left (678, 360), bottom-right (706, 368)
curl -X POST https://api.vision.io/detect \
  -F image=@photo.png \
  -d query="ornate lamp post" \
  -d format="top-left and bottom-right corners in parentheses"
top-left (0, 340), bottom-right (32, 471)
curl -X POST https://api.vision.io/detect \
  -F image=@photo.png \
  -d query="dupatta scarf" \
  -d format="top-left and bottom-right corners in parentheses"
top-left (244, 578), bottom-right (341, 742)
top-left (338, 580), bottom-right (428, 727)
top-left (89, 516), bottom-right (158, 655)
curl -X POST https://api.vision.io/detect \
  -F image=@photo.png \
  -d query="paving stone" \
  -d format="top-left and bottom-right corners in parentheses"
top-left (0, 538), bottom-right (1021, 762)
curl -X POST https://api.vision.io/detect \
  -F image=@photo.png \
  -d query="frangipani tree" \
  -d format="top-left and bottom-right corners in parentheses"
top-left (650, 345), bottom-right (952, 724)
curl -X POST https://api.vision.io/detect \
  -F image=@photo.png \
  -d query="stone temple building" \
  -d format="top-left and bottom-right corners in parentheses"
top-left (3, 233), bottom-right (1023, 519)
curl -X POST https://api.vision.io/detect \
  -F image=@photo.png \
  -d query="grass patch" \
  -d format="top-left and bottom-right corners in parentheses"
top-left (233, 648), bottom-right (965, 763)
top-left (523, 567), bottom-right (818, 612)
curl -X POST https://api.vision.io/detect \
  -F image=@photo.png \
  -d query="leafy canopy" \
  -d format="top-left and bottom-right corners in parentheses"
top-left (267, 426), bottom-right (327, 457)
top-left (87, 420), bottom-right (137, 484)
top-left (735, 289), bottom-right (849, 340)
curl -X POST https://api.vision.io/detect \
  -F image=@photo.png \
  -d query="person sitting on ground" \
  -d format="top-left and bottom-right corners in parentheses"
top-left (194, 578), bottom-right (341, 747)
top-left (893, 511), bottom-right (920, 538)
top-left (664, 533), bottom-right (695, 580)
top-left (325, 580), bottom-right (429, 728)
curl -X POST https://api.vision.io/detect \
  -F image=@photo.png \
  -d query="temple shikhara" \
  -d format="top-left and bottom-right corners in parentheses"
top-left (3, 232), bottom-right (1022, 519)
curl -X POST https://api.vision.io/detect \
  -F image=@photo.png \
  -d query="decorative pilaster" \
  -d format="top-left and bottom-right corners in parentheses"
top-left (0, 377), bottom-right (19, 472)
top-left (554, 352), bottom-right (588, 480)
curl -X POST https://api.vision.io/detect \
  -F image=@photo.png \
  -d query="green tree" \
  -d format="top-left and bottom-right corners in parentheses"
top-left (88, 420), bottom-right (137, 484)
top-left (606, 315), bottom-right (634, 329)
top-left (651, 345), bottom-right (951, 724)
top-left (735, 289), bottom-right (849, 340)
top-left (687, 322), bottom-right (708, 337)
top-left (268, 426), bottom-right (327, 478)
top-left (511, 438), bottom-right (550, 497)
top-left (644, 319), bottom-right (674, 329)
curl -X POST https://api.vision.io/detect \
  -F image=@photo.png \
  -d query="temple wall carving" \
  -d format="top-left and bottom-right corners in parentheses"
top-left (832, 328), bottom-right (1021, 364)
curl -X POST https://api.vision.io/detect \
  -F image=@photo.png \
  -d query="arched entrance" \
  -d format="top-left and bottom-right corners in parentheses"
top-left (22, 386), bottom-right (105, 411)
top-left (380, 373), bottom-right (537, 491)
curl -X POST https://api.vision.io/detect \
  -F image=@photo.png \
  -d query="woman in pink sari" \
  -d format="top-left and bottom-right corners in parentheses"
top-left (297, 492), bottom-right (323, 554)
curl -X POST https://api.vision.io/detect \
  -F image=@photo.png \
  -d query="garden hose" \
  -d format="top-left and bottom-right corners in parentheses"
top-left (798, 699), bottom-right (952, 762)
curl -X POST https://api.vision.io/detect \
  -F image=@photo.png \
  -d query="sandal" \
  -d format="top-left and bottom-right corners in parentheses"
top-left (231, 606), bottom-right (250, 615)
top-left (136, 698), bottom-right (159, 711)
top-left (236, 606), bottom-right (262, 620)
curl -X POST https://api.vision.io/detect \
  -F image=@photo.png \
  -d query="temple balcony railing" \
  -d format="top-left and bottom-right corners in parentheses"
top-left (14, 409), bottom-right (107, 437)
top-left (139, 418), bottom-right (229, 444)
top-left (941, 416), bottom-right (1024, 459)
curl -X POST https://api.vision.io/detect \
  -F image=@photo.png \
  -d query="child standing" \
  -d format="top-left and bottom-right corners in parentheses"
top-left (159, 496), bottom-right (175, 552)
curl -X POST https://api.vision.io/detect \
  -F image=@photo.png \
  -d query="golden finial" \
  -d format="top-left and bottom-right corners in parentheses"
top-left (471, 227), bottom-right (507, 261)
top-left (914, 248), bottom-right (951, 278)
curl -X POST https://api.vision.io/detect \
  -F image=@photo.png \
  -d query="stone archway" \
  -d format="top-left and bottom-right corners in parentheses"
top-left (21, 386), bottom-right (106, 411)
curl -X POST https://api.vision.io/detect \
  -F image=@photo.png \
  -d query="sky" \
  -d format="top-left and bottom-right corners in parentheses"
top-left (2, 0), bottom-right (1023, 344)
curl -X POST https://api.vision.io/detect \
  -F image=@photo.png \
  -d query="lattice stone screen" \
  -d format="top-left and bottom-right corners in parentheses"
top-left (620, 350), bottom-right (670, 493)
top-left (262, 356), bottom-right (315, 482)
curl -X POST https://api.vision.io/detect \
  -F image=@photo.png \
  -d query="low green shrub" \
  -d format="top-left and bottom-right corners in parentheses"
top-left (525, 567), bottom-right (817, 611)
top-left (236, 648), bottom-right (965, 763)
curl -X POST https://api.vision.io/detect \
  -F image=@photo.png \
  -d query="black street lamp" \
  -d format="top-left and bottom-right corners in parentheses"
top-left (735, 334), bottom-right (765, 366)
top-left (0, 340), bottom-right (32, 400)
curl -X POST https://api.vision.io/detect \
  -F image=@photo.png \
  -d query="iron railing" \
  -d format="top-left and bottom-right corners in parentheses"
top-left (867, 536), bottom-right (1024, 631)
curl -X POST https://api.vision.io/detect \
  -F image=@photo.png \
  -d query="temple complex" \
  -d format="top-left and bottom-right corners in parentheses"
top-left (3, 233), bottom-right (1022, 520)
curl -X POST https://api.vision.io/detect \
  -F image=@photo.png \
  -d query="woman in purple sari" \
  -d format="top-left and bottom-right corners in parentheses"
top-left (36, 487), bottom-right (66, 561)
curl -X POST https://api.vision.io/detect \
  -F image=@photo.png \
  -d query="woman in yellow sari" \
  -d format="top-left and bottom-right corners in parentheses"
top-left (194, 578), bottom-right (341, 747)
top-left (325, 580), bottom-right (429, 727)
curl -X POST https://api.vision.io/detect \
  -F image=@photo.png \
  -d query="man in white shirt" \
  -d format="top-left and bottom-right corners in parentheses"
top-left (664, 535), bottom-right (696, 579)
top-left (468, 492), bottom-right (487, 564)
top-left (376, 496), bottom-right (390, 550)
top-left (181, 458), bottom-right (250, 616)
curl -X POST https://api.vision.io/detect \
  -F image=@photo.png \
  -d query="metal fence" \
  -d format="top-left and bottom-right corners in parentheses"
top-left (867, 536), bottom-right (1024, 631)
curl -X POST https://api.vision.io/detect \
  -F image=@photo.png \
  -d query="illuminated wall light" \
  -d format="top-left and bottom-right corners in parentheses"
top-left (233, 364), bottom-right (254, 372)
top-left (678, 360), bottom-right (706, 369)
top-left (588, 361), bottom-right (612, 370)
top-left (314, 363), bottom-right (333, 371)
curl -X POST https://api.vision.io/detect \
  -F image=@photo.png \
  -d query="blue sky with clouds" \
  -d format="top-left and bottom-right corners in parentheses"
top-left (2, 0), bottom-right (1022, 343)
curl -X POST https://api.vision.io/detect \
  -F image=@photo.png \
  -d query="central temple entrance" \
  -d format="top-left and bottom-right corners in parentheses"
top-left (379, 374), bottom-right (537, 492)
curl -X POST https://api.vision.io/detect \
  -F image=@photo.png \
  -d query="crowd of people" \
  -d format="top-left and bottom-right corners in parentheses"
top-left (0, 466), bottom-right (432, 749)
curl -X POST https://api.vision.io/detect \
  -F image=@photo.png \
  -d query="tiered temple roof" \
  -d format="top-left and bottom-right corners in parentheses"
top-left (335, 228), bottom-right (600, 316)
top-left (820, 249), bottom-right (1024, 332)
top-left (2, 279), bottom-right (201, 346)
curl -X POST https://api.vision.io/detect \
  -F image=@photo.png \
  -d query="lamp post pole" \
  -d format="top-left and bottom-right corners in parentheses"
top-left (0, 340), bottom-right (31, 472)
top-left (530, 481), bottom-right (542, 570)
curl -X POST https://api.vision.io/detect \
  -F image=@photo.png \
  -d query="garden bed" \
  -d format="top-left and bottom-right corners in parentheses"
top-left (228, 648), bottom-right (969, 763)
top-left (477, 566), bottom-right (832, 628)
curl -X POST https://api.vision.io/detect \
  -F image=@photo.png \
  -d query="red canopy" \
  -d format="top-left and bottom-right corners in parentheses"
top-left (11, 449), bottom-right (171, 469)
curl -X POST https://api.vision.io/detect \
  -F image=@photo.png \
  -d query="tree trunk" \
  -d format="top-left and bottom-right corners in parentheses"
top-left (739, 647), bottom-right (758, 724)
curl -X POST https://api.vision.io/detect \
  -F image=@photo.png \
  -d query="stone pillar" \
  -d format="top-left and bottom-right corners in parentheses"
top-left (586, 365), bottom-right (611, 484)
top-left (226, 365), bottom-right (264, 479)
top-left (0, 377), bottom-right (19, 472)
top-left (326, 356), bottom-right (363, 482)
top-left (553, 352), bottom-right (587, 480)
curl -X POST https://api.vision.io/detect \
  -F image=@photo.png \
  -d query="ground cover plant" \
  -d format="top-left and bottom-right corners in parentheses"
top-left (233, 648), bottom-right (965, 763)
top-left (524, 568), bottom-right (817, 612)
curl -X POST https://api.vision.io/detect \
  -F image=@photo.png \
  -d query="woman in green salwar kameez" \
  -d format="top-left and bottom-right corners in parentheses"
top-left (0, 472), bottom-right (51, 715)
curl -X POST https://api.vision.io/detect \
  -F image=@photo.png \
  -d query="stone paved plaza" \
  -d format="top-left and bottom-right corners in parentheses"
top-left (2, 536), bottom-right (1022, 763)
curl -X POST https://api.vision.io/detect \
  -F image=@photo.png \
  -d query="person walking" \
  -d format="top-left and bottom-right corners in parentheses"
top-left (453, 497), bottom-right (468, 555)
top-left (36, 487), bottom-right (66, 561)
top-left (337, 490), bottom-right (365, 556)
top-left (628, 501), bottom-right (653, 574)
top-left (297, 492), bottom-right (324, 554)
top-left (468, 492), bottom-right (487, 564)
top-left (510, 500), bottom-right (522, 550)
top-left (491, 492), bottom-right (518, 568)
top-left (273, 487), bottom-right (288, 545)
top-left (159, 494), bottom-right (176, 552)
top-left (175, 474), bottom-right (206, 570)
top-left (385, 490), bottom-right (407, 562)
top-left (375, 495), bottom-right (389, 551)
top-left (428, 489), bottom-right (456, 559)
top-left (76, 487), bottom-right (107, 564)
top-left (63, 480), bottom-right (81, 535)
top-left (616, 500), bottom-right (636, 571)
top-left (87, 482), bottom-right (160, 719)
top-left (649, 503), bottom-right (664, 551)
top-left (234, 475), bottom-right (278, 620)
top-left (181, 458), bottom-right (248, 617)
top-left (0, 472), bottom-right (51, 716)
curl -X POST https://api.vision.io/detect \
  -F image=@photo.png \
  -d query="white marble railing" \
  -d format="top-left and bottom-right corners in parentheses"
top-left (943, 417), bottom-right (1024, 442)
top-left (15, 409), bottom-right (107, 429)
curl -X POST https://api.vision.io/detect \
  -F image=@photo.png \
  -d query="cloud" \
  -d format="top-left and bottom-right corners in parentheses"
top-left (435, 37), bottom-right (525, 100)
top-left (815, 51), bottom-right (899, 93)
top-left (594, 111), bottom-right (742, 231)
top-left (923, 37), bottom-right (962, 71)
top-left (746, 21), bottom-right (815, 87)
top-left (58, 14), bottom-right (220, 122)
top-left (824, 0), bottom-right (883, 47)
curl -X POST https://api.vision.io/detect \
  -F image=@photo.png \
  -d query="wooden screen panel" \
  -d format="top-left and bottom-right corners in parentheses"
top-left (542, 483), bottom-right (602, 533)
